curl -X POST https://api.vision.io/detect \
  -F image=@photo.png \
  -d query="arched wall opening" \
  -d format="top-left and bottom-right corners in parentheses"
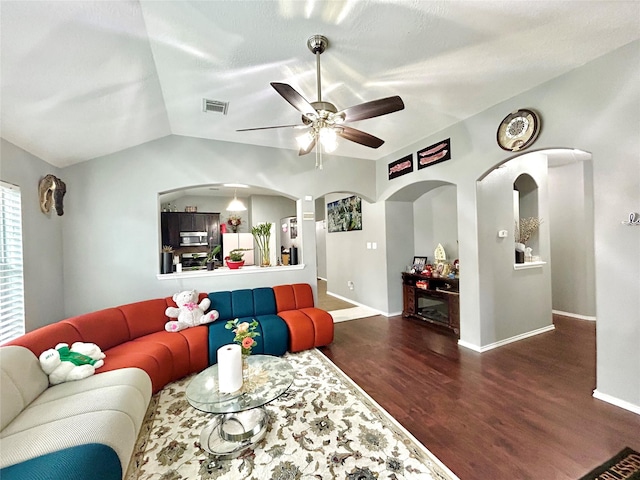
top-left (474, 147), bottom-right (595, 349)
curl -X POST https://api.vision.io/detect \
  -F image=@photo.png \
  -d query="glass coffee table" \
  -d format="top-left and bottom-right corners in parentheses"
top-left (186, 354), bottom-right (294, 461)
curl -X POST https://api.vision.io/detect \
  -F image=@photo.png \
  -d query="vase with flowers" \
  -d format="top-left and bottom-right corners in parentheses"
top-left (227, 214), bottom-right (242, 233)
top-left (225, 318), bottom-right (260, 376)
top-left (515, 217), bottom-right (542, 263)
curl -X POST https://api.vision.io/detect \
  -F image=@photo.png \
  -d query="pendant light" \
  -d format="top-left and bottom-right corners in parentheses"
top-left (226, 189), bottom-right (246, 211)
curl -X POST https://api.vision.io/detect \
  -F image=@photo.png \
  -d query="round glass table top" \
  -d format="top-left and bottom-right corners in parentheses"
top-left (186, 355), bottom-right (294, 414)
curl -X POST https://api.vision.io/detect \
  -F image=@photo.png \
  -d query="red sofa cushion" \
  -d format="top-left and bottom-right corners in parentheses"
top-left (277, 310), bottom-right (315, 352)
top-left (62, 308), bottom-right (130, 351)
top-left (118, 299), bottom-right (168, 340)
top-left (292, 283), bottom-right (315, 309)
top-left (5, 322), bottom-right (83, 357)
top-left (104, 341), bottom-right (173, 393)
top-left (273, 285), bottom-right (296, 312)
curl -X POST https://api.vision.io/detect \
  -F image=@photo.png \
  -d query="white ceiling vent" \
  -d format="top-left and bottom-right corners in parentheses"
top-left (202, 99), bottom-right (228, 115)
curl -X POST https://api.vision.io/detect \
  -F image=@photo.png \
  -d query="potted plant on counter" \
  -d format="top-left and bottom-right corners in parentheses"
top-left (251, 222), bottom-right (272, 267)
top-left (204, 245), bottom-right (221, 270)
top-left (225, 248), bottom-right (251, 269)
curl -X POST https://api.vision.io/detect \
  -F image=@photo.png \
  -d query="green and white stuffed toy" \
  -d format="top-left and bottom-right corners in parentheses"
top-left (39, 342), bottom-right (105, 385)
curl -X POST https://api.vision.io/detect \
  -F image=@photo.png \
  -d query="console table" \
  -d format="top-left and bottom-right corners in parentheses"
top-left (402, 272), bottom-right (460, 336)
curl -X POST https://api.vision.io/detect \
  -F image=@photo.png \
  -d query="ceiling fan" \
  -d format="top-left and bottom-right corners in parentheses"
top-left (237, 34), bottom-right (405, 168)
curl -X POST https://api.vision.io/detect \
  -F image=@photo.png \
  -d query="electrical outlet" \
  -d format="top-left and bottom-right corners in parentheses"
top-left (347, 281), bottom-right (354, 290)
top-left (498, 230), bottom-right (508, 238)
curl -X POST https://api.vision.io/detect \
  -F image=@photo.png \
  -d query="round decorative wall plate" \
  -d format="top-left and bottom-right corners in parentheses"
top-left (496, 109), bottom-right (540, 152)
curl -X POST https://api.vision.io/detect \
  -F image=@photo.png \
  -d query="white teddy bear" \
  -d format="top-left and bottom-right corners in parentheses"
top-left (39, 342), bottom-right (105, 385)
top-left (165, 290), bottom-right (219, 332)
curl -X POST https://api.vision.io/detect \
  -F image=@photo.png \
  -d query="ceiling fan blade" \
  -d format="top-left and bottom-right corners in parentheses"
top-left (299, 137), bottom-right (317, 156)
top-left (236, 124), bottom-right (303, 132)
top-left (270, 82), bottom-right (318, 119)
top-left (337, 126), bottom-right (385, 149)
top-left (336, 96), bottom-right (404, 123)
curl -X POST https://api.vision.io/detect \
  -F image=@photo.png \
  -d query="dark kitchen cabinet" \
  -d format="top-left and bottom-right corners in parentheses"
top-left (161, 212), bottom-right (181, 249)
top-left (178, 213), bottom-right (208, 232)
top-left (161, 212), bottom-right (220, 249)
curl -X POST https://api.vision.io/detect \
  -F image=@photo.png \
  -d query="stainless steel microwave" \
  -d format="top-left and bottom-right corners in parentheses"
top-left (179, 231), bottom-right (208, 246)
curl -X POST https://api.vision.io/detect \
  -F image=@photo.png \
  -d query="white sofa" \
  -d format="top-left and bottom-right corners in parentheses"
top-left (0, 346), bottom-right (151, 480)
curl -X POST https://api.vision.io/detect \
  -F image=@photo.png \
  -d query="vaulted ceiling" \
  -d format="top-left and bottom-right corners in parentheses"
top-left (1, 1), bottom-right (638, 168)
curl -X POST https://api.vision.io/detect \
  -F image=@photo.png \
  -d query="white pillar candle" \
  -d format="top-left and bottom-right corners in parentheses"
top-left (217, 344), bottom-right (243, 393)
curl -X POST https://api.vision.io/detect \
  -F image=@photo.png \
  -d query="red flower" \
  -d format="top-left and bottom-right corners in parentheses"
top-left (242, 337), bottom-right (254, 349)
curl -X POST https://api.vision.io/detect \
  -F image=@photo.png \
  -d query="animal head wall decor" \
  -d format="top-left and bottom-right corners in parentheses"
top-left (39, 174), bottom-right (66, 216)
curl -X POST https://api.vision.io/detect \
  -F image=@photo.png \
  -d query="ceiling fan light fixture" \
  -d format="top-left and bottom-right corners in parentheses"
top-left (296, 131), bottom-right (315, 150)
top-left (226, 190), bottom-right (247, 211)
top-left (319, 127), bottom-right (337, 152)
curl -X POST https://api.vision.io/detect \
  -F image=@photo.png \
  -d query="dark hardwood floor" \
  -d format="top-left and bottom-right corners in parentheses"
top-left (318, 314), bottom-right (640, 480)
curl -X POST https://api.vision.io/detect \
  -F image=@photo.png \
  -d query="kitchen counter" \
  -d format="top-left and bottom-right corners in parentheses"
top-left (156, 264), bottom-right (305, 280)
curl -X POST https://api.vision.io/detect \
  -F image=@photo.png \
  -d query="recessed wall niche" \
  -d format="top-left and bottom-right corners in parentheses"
top-left (514, 173), bottom-right (540, 255)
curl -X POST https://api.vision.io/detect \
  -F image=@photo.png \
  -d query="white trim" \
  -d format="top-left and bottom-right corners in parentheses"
top-left (458, 324), bottom-right (555, 353)
top-left (313, 348), bottom-right (461, 480)
top-left (552, 310), bottom-right (596, 321)
top-left (457, 340), bottom-right (482, 352)
top-left (513, 261), bottom-right (546, 270)
top-left (593, 389), bottom-right (640, 416)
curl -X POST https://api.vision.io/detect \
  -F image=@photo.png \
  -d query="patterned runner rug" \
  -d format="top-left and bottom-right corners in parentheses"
top-left (125, 348), bottom-right (457, 480)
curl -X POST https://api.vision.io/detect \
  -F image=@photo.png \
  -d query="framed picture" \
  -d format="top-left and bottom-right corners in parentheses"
top-left (412, 256), bottom-right (428, 271)
top-left (388, 154), bottom-right (413, 180)
top-left (417, 138), bottom-right (451, 169)
top-left (327, 195), bottom-right (362, 233)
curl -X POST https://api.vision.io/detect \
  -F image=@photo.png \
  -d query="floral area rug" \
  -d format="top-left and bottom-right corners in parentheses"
top-left (125, 348), bottom-right (457, 480)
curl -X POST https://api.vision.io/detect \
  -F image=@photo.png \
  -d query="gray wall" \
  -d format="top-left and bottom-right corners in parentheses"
top-left (548, 159), bottom-right (596, 318)
top-left (249, 194), bottom-right (296, 258)
top-left (0, 139), bottom-right (65, 329)
top-left (414, 185), bottom-right (459, 263)
top-left (2, 40), bottom-right (638, 411)
top-left (54, 135), bottom-right (374, 315)
top-left (375, 40), bottom-right (639, 408)
top-left (324, 193), bottom-right (388, 310)
top-left (315, 221), bottom-right (327, 280)
top-left (477, 153), bottom-right (552, 345)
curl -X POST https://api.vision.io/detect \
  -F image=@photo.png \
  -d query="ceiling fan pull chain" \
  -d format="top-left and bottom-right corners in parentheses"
top-left (316, 51), bottom-right (322, 102)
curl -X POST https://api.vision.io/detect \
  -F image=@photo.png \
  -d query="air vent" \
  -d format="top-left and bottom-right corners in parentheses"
top-left (202, 99), bottom-right (228, 115)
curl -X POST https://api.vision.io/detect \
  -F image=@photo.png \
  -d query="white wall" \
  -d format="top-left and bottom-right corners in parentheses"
top-left (0, 139), bottom-right (65, 329)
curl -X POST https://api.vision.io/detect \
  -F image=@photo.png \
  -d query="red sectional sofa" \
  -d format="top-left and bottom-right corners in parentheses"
top-left (0, 283), bottom-right (333, 480)
top-left (7, 297), bottom-right (210, 393)
top-left (273, 283), bottom-right (334, 352)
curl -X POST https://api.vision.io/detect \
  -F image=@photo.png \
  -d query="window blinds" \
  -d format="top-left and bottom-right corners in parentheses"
top-left (0, 181), bottom-right (25, 344)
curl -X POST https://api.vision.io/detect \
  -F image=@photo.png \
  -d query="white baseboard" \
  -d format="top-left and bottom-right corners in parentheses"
top-left (326, 291), bottom-right (381, 313)
top-left (458, 324), bottom-right (556, 353)
top-left (552, 310), bottom-right (596, 321)
top-left (593, 389), bottom-right (640, 416)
